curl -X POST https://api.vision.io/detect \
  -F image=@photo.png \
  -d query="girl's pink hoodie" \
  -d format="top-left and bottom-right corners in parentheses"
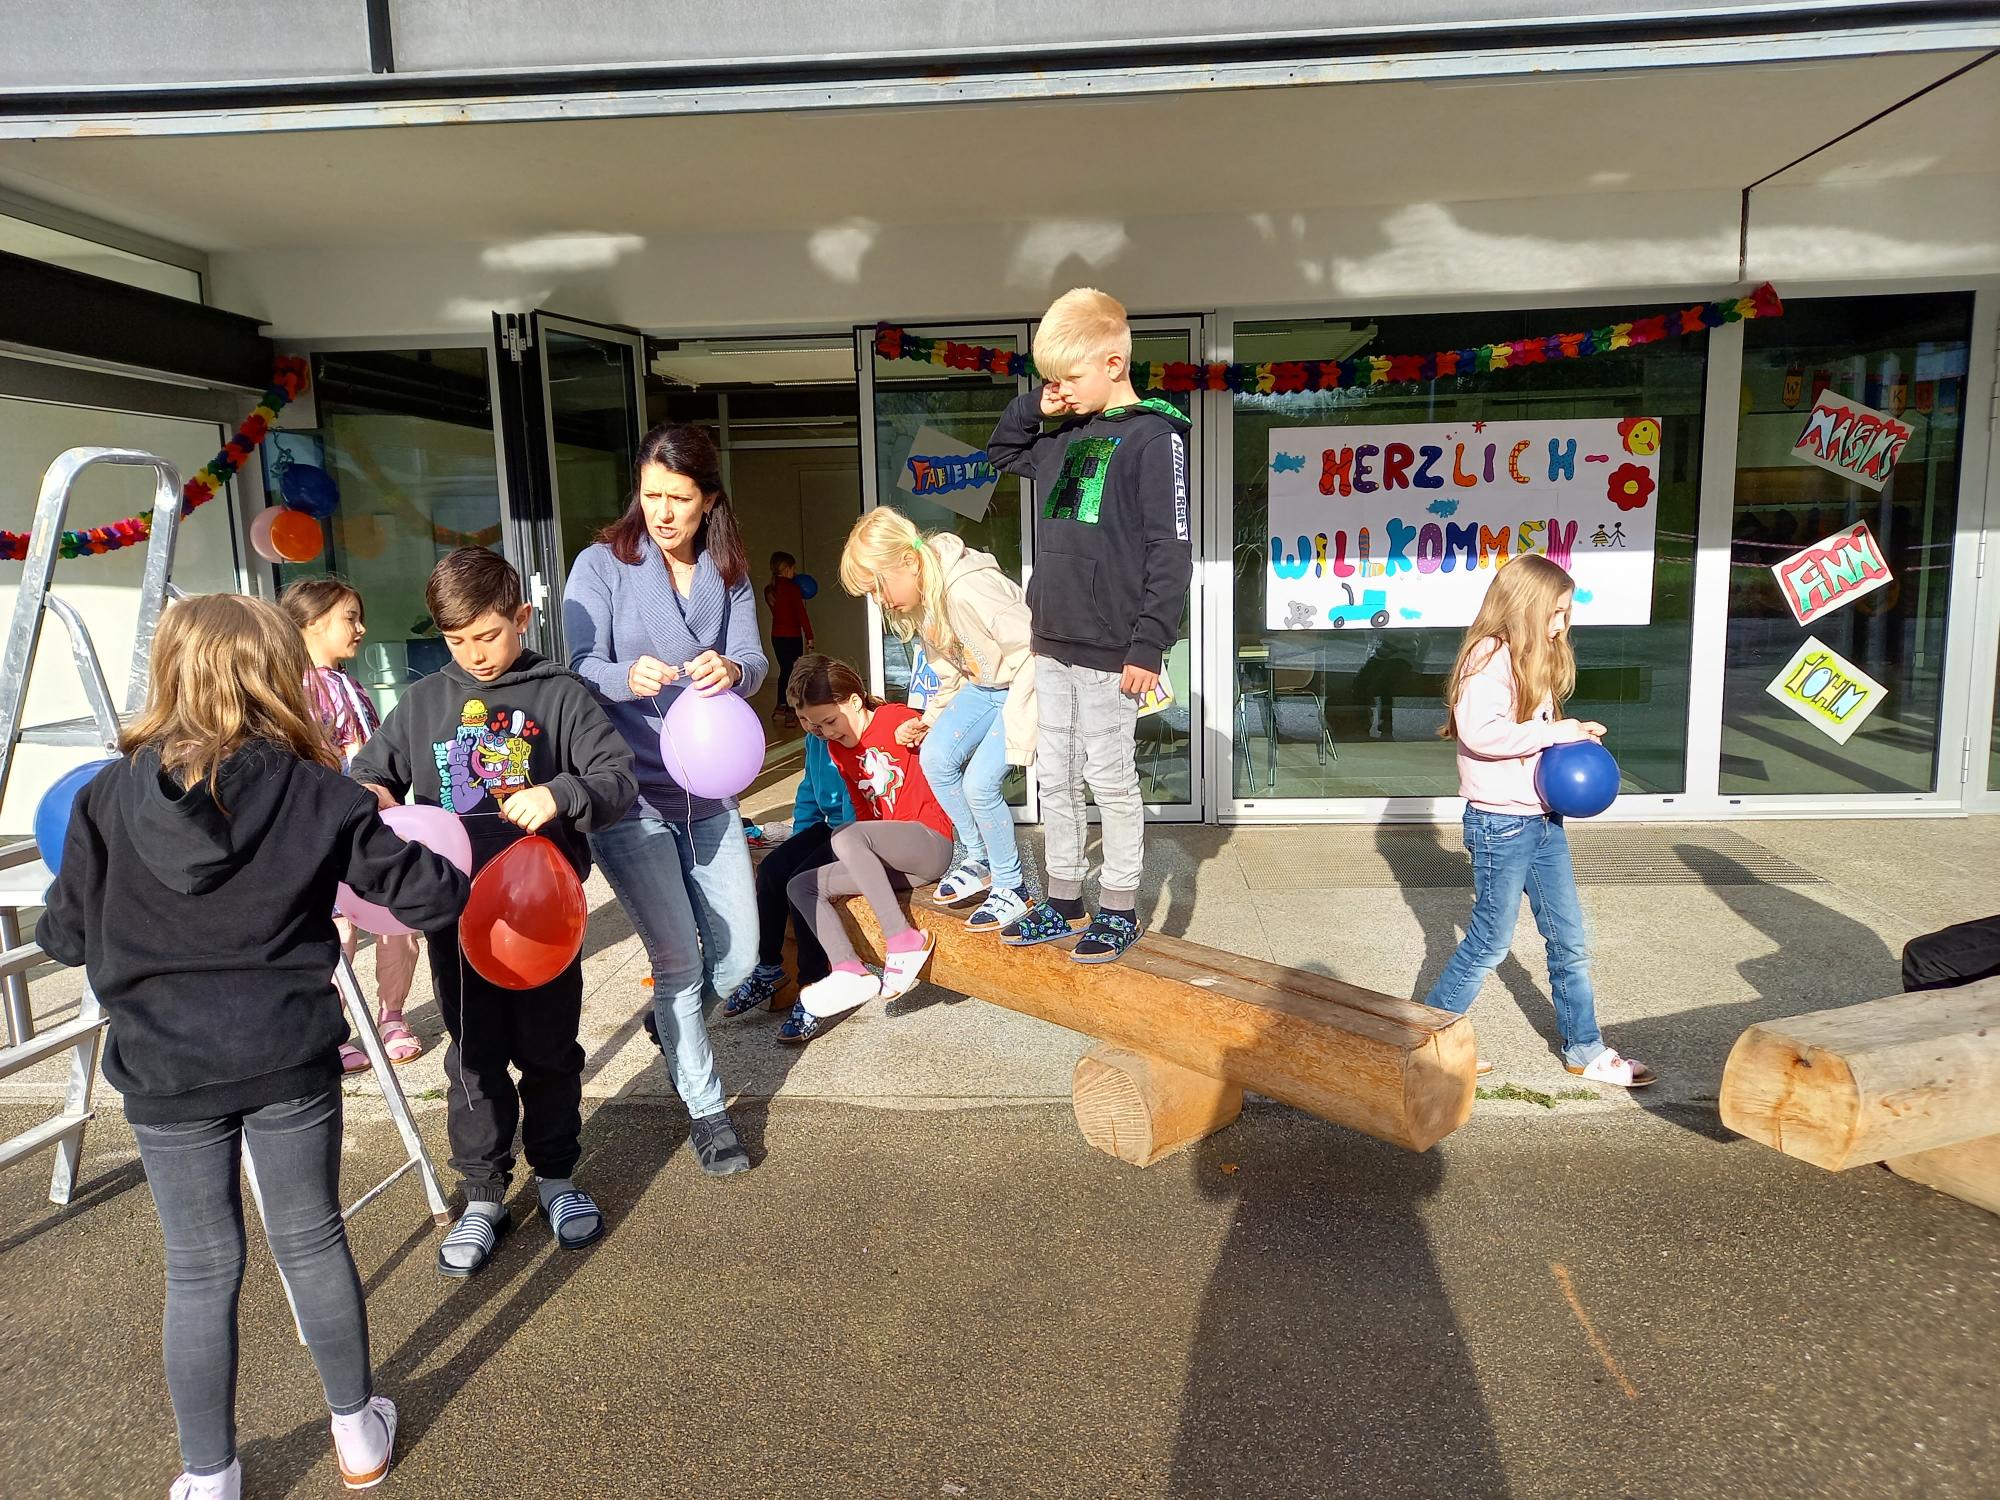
top-left (1450, 638), bottom-right (1575, 815)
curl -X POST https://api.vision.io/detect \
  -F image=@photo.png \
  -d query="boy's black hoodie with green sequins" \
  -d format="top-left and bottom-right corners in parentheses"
top-left (987, 392), bottom-right (1193, 676)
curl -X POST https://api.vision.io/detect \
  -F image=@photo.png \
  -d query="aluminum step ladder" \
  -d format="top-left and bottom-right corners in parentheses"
top-left (0, 448), bottom-right (452, 1229)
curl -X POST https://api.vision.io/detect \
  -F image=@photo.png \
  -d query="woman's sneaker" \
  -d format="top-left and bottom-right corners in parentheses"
top-left (966, 888), bottom-right (1030, 934)
top-left (722, 963), bottom-right (786, 1018)
top-left (800, 966), bottom-right (883, 1019)
top-left (688, 1109), bottom-right (752, 1175)
top-left (933, 862), bottom-right (991, 907)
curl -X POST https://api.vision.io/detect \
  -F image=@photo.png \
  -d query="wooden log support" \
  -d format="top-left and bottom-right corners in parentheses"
top-left (1721, 977), bottom-right (2000, 1216)
top-left (835, 891), bottom-right (1476, 1158)
top-left (1720, 978), bottom-right (2000, 1171)
top-left (1073, 1044), bottom-right (1244, 1166)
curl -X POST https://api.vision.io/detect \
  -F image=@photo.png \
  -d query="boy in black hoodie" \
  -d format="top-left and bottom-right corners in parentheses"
top-left (349, 548), bottom-right (636, 1276)
top-left (986, 287), bottom-right (1192, 963)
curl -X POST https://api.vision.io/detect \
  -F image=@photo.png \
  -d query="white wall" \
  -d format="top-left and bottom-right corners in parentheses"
top-left (0, 401), bottom-right (244, 833)
top-left (209, 176), bottom-right (2000, 341)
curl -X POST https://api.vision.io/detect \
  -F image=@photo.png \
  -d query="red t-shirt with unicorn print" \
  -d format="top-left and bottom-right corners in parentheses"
top-left (826, 703), bottom-right (953, 842)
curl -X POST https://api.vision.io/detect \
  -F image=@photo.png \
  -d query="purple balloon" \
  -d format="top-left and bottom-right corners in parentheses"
top-left (659, 687), bottom-right (766, 801)
top-left (337, 803), bottom-right (474, 936)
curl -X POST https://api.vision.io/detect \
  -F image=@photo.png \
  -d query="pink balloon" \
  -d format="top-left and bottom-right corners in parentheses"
top-left (337, 804), bottom-right (474, 936)
top-left (248, 506), bottom-right (289, 565)
top-left (659, 688), bottom-right (766, 801)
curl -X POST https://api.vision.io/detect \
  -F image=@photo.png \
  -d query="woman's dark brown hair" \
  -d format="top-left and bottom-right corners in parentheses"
top-left (785, 653), bottom-right (880, 712)
top-left (599, 422), bottom-right (748, 587)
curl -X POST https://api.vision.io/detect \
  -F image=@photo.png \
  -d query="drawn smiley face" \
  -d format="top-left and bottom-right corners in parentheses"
top-left (1618, 417), bottom-right (1663, 457)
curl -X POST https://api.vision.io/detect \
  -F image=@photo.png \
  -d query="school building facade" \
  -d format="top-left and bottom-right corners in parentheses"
top-left (2, 2), bottom-right (1997, 831)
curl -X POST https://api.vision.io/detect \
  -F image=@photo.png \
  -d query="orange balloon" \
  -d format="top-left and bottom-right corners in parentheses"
top-left (270, 506), bottom-right (324, 564)
top-left (459, 834), bottom-right (587, 990)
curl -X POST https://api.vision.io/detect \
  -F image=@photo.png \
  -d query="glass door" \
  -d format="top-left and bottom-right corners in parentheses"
top-left (492, 312), bottom-right (645, 657)
top-left (855, 322), bottom-right (1038, 819)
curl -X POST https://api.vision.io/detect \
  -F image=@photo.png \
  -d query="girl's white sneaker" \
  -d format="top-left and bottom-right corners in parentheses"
top-left (800, 967), bottom-right (883, 1019)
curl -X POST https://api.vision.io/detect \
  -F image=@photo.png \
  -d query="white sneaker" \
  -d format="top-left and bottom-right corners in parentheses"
top-left (333, 1395), bottom-right (398, 1490)
top-left (169, 1462), bottom-right (241, 1500)
top-left (800, 967), bottom-right (883, 1019)
top-left (1568, 1049), bottom-right (1657, 1088)
top-left (879, 934), bottom-right (936, 999)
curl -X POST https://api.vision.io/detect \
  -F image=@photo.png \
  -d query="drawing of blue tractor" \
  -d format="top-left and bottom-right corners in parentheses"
top-left (1327, 582), bottom-right (1391, 629)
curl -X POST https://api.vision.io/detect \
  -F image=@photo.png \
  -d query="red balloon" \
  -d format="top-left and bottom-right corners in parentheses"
top-left (459, 835), bottom-right (587, 990)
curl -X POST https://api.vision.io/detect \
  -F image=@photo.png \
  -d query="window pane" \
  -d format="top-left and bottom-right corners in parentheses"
top-left (0, 212), bottom-right (201, 301)
top-left (282, 348), bottom-right (504, 717)
top-left (1233, 306), bottom-right (1706, 799)
top-left (1720, 292), bottom-right (1973, 796)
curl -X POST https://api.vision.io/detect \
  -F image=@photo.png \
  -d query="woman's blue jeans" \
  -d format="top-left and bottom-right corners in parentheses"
top-left (918, 683), bottom-right (1024, 894)
top-left (1423, 807), bottom-right (1608, 1067)
top-left (590, 809), bottom-right (757, 1118)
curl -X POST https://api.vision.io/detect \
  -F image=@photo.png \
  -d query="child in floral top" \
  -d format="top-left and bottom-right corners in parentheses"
top-left (280, 577), bottom-right (424, 1069)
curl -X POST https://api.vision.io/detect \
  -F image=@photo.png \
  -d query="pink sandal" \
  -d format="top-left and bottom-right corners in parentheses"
top-left (339, 1042), bottom-right (371, 1073)
top-left (378, 1012), bottom-right (424, 1065)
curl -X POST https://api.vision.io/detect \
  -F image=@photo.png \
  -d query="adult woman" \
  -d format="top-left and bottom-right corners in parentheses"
top-left (565, 423), bottom-right (766, 1175)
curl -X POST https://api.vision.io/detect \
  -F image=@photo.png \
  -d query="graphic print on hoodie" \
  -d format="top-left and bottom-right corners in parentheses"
top-left (349, 649), bottom-right (637, 878)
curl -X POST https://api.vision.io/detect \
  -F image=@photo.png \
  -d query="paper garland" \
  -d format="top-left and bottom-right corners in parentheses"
top-left (1, 356), bottom-right (311, 563)
top-left (873, 284), bottom-right (1784, 394)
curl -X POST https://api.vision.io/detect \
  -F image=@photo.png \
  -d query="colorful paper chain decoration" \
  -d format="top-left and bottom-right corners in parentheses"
top-left (1, 356), bottom-right (311, 563)
top-left (874, 284), bottom-right (1784, 393)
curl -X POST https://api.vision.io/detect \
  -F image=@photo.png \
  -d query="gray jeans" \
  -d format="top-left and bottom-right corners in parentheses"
top-left (131, 1086), bottom-right (372, 1475)
top-left (1035, 655), bottom-right (1144, 910)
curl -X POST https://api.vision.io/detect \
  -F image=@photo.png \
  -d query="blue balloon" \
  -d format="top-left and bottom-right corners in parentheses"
top-left (1535, 739), bottom-right (1620, 819)
top-left (279, 463), bottom-right (340, 520)
top-left (795, 573), bottom-right (818, 601)
top-left (34, 757), bottom-right (116, 875)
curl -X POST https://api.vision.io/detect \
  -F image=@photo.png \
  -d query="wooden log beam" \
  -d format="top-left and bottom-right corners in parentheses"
top-left (836, 892), bottom-right (1476, 1153)
top-left (1719, 977), bottom-right (2000, 1172)
top-left (1886, 1135), bottom-right (2000, 1216)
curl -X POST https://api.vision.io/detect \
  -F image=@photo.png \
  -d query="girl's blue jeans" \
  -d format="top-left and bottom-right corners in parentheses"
top-left (919, 683), bottom-right (1025, 895)
top-left (1423, 806), bottom-right (1609, 1068)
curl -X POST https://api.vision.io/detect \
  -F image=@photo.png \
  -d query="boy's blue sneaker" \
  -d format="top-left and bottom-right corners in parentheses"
top-left (1000, 899), bottom-right (1087, 948)
top-left (1071, 911), bottom-right (1143, 964)
top-left (776, 999), bottom-right (823, 1045)
top-left (723, 963), bottom-right (786, 1018)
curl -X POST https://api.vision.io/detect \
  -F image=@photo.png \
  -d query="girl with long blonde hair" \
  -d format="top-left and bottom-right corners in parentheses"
top-left (37, 593), bottom-right (469, 1500)
top-left (1424, 555), bottom-right (1655, 1089)
top-left (840, 506), bottom-right (1039, 933)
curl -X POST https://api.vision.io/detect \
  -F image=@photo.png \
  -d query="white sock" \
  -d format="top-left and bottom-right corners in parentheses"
top-left (331, 1399), bottom-right (390, 1474)
top-left (173, 1462), bottom-right (240, 1500)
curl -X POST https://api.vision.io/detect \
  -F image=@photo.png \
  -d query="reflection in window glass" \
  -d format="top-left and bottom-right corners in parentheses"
top-left (1232, 307), bottom-right (1707, 800)
top-left (0, 212), bottom-right (202, 301)
top-left (1720, 293), bottom-right (1972, 796)
top-left (281, 349), bottom-right (505, 716)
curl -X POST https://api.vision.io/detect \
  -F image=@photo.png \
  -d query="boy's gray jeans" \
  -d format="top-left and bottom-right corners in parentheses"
top-left (1034, 655), bottom-right (1144, 911)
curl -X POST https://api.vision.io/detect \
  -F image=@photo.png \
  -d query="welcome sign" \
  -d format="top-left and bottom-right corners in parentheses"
top-left (1266, 416), bottom-right (1660, 631)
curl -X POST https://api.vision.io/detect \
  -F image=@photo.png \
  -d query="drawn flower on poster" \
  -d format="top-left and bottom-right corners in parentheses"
top-left (1617, 416), bottom-right (1663, 456)
top-left (1607, 463), bottom-right (1655, 512)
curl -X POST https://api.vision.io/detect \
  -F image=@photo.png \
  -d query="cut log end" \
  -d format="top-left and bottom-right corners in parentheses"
top-left (1072, 1045), bottom-right (1243, 1168)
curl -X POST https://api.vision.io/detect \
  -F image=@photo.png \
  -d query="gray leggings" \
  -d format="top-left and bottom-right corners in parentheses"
top-left (131, 1085), bottom-right (372, 1475)
top-left (787, 821), bottom-right (954, 968)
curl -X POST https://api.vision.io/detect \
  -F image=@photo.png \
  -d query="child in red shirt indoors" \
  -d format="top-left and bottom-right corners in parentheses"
top-left (784, 654), bottom-right (954, 1029)
top-left (764, 552), bottom-right (814, 727)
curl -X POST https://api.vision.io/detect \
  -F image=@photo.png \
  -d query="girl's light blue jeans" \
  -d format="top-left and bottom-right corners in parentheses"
top-left (1423, 806), bottom-right (1608, 1067)
top-left (919, 683), bottom-right (1025, 895)
top-left (589, 808), bottom-right (757, 1118)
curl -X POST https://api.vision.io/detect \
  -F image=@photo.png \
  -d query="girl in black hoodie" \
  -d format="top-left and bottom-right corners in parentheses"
top-left (37, 594), bottom-right (469, 1500)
